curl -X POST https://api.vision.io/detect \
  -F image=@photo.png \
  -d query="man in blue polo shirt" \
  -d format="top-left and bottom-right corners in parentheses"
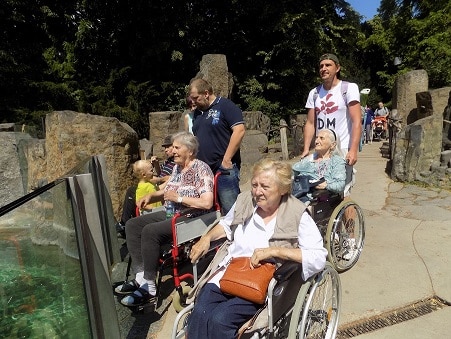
top-left (189, 78), bottom-right (245, 214)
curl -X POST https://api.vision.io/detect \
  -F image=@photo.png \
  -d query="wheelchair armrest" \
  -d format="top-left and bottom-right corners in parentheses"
top-left (311, 189), bottom-right (329, 198)
top-left (273, 261), bottom-right (302, 283)
top-left (175, 207), bottom-right (200, 217)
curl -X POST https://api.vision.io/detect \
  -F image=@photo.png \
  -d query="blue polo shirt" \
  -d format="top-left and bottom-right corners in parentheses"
top-left (192, 96), bottom-right (244, 173)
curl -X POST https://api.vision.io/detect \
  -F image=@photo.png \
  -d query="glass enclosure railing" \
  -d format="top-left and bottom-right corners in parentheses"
top-left (0, 155), bottom-right (120, 339)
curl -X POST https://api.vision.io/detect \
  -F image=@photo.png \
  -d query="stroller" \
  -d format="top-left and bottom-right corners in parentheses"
top-left (372, 116), bottom-right (387, 141)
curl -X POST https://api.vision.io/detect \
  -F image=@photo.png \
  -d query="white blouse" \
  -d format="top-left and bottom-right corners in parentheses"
top-left (208, 202), bottom-right (327, 287)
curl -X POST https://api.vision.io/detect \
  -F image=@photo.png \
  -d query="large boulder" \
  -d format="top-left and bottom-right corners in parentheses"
top-left (194, 54), bottom-right (233, 98)
top-left (240, 130), bottom-right (269, 186)
top-left (30, 111), bottom-right (140, 217)
top-left (392, 70), bottom-right (429, 125)
top-left (0, 132), bottom-right (32, 207)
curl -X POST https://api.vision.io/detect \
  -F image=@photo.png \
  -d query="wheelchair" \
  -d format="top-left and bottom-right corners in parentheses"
top-left (113, 172), bottom-right (224, 312)
top-left (292, 176), bottom-right (365, 273)
top-left (372, 116), bottom-right (388, 141)
top-left (171, 261), bottom-right (341, 339)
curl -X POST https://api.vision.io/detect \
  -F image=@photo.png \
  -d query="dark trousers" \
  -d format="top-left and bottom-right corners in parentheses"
top-left (120, 185), bottom-right (137, 224)
top-left (125, 211), bottom-right (169, 281)
top-left (187, 283), bottom-right (260, 339)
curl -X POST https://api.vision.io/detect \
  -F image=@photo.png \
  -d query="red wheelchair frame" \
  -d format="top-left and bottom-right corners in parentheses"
top-left (121, 172), bottom-right (223, 311)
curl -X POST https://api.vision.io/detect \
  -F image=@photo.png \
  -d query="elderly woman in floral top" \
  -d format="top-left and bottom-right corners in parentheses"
top-left (115, 131), bottom-right (214, 307)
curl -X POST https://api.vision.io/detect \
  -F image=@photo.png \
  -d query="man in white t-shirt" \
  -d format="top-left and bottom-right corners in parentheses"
top-left (301, 53), bottom-right (361, 166)
top-left (300, 53), bottom-right (361, 260)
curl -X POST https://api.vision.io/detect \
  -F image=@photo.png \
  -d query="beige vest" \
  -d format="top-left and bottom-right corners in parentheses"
top-left (187, 191), bottom-right (308, 302)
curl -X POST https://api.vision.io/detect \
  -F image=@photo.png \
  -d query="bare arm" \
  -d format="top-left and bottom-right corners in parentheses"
top-left (137, 190), bottom-right (164, 209)
top-left (346, 101), bottom-right (362, 165)
top-left (301, 108), bottom-right (315, 157)
top-left (250, 247), bottom-right (302, 268)
top-left (183, 113), bottom-right (190, 132)
top-left (190, 223), bottom-right (227, 263)
top-left (148, 175), bottom-right (170, 185)
top-left (164, 190), bottom-right (213, 210)
top-left (222, 123), bottom-right (245, 169)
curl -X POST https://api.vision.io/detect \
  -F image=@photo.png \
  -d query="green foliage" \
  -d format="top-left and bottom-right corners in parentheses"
top-left (2, 0), bottom-right (450, 139)
top-left (237, 77), bottom-right (281, 127)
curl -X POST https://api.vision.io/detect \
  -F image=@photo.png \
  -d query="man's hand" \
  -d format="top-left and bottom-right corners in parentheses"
top-left (300, 150), bottom-right (310, 158)
top-left (346, 149), bottom-right (358, 166)
top-left (221, 159), bottom-right (233, 169)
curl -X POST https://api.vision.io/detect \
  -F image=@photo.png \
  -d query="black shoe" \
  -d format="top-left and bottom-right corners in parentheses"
top-left (115, 222), bottom-right (126, 238)
top-left (114, 279), bottom-right (139, 295)
top-left (120, 288), bottom-right (156, 307)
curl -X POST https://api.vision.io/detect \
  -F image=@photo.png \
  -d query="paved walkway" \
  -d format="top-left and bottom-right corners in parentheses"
top-left (116, 141), bottom-right (451, 338)
top-left (338, 142), bottom-right (451, 338)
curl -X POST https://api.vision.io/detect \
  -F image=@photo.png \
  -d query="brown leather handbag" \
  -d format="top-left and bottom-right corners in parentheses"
top-left (219, 257), bottom-right (276, 304)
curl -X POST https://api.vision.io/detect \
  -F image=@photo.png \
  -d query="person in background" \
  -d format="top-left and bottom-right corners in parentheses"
top-left (374, 102), bottom-right (389, 117)
top-left (149, 135), bottom-right (176, 186)
top-left (187, 158), bottom-right (327, 338)
top-left (364, 105), bottom-right (375, 144)
top-left (114, 132), bottom-right (214, 307)
top-left (189, 78), bottom-right (245, 214)
top-left (183, 96), bottom-right (196, 134)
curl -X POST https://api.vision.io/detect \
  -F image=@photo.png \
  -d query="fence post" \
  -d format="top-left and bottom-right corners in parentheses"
top-left (280, 119), bottom-right (289, 160)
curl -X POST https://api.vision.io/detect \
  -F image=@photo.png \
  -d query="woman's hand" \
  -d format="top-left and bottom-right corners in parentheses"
top-left (137, 193), bottom-right (153, 209)
top-left (250, 248), bottom-right (273, 268)
top-left (190, 235), bottom-right (210, 263)
top-left (164, 190), bottom-right (179, 202)
top-left (315, 181), bottom-right (327, 190)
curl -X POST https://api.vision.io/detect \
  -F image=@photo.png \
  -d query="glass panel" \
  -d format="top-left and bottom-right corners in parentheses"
top-left (0, 181), bottom-right (92, 338)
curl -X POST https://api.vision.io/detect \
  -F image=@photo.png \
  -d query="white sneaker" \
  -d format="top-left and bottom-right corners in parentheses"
top-left (343, 238), bottom-right (356, 261)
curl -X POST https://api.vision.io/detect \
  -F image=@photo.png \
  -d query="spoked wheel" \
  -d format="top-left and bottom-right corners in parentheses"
top-left (288, 263), bottom-right (341, 339)
top-left (325, 200), bottom-right (365, 272)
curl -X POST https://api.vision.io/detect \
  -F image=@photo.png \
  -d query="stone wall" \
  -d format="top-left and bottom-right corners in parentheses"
top-left (391, 71), bottom-right (450, 187)
top-left (442, 90), bottom-right (451, 150)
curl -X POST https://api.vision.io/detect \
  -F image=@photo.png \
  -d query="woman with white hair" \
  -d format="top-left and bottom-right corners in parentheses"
top-left (115, 131), bottom-right (214, 306)
top-left (292, 128), bottom-right (346, 193)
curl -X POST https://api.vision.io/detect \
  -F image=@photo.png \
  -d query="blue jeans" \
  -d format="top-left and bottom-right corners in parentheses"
top-left (217, 164), bottom-right (240, 214)
top-left (186, 283), bottom-right (260, 339)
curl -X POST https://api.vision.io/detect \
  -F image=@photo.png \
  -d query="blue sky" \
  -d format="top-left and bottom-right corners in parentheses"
top-left (346, 0), bottom-right (381, 20)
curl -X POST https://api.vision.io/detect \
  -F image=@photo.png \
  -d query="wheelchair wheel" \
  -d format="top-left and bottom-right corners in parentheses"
top-left (287, 279), bottom-right (312, 338)
top-left (288, 263), bottom-right (341, 339)
top-left (325, 199), bottom-right (365, 272)
top-left (172, 284), bottom-right (192, 313)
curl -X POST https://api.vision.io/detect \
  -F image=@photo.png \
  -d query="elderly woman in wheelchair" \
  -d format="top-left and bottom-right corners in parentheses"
top-left (114, 131), bottom-right (215, 307)
top-left (292, 128), bottom-right (346, 200)
top-left (292, 128), bottom-right (364, 272)
top-left (185, 158), bottom-right (328, 338)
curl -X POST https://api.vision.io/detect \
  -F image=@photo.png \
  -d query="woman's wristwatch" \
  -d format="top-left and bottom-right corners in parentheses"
top-left (177, 196), bottom-right (183, 203)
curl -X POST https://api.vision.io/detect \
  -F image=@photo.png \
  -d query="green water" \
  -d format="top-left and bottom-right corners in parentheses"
top-left (0, 237), bottom-right (91, 339)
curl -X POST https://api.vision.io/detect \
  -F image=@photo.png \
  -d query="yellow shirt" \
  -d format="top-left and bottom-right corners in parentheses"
top-left (136, 182), bottom-right (162, 209)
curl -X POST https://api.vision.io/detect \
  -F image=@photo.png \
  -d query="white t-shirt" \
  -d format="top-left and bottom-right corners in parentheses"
top-left (305, 81), bottom-right (360, 150)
